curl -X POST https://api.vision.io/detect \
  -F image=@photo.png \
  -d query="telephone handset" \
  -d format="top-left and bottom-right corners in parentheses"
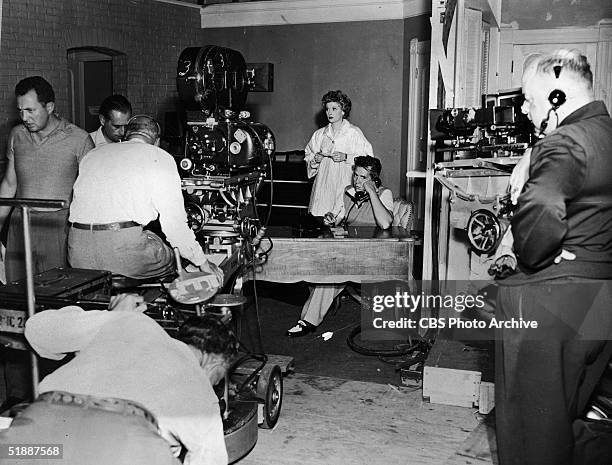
top-left (354, 190), bottom-right (370, 202)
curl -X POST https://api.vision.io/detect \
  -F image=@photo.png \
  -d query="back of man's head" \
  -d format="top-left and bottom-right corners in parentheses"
top-left (539, 49), bottom-right (593, 90)
top-left (177, 315), bottom-right (238, 362)
top-left (99, 94), bottom-right (132, 119)
top-left (125, 115), bottom-right (160, 144)
top-left (15, 76), bottom-right (55, 104)
top-left (529, 49), bottom-right (594, 98)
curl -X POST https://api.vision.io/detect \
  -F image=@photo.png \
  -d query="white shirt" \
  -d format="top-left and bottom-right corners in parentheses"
top-left (69, 139), bottom-right (207, 267)
top-left (89, 127), bottom-right (109, 148)
top-left (25, 307), bottom-right (228, 465)
top-left (304, 120), bottom-right (373, 216)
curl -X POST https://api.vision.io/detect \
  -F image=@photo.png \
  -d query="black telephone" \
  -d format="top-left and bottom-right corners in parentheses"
top-left (354, 190), bottom-right (370, 202)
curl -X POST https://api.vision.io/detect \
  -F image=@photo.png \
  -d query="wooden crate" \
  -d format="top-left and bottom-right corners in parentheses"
top-left (423, 339), bottom-right (495, 412)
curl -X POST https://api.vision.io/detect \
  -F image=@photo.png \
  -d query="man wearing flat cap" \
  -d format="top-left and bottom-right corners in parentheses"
top-left (67, 115), bottom-right (220, 282)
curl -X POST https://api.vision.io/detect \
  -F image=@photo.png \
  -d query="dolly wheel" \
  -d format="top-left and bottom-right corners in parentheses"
top-left (467, 209), bottom-right (502, 255)
top-left (256, 365), bottom-right (283, 429)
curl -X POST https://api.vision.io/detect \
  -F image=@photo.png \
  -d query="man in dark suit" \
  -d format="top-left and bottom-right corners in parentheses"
top-left (495, 49), bottom-right (612, 465)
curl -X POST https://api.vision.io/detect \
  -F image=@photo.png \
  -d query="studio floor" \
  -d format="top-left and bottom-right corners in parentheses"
top-left (237, 282), bottom-right (497, 465)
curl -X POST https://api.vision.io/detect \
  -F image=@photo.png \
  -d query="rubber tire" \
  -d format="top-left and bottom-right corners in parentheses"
top-left (256, 364), bottom-right (283, 429)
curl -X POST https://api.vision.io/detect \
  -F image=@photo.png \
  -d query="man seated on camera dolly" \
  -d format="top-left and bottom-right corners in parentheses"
top-left (286, 155), bottom-right (393, 336)
top-left (67, 114), bottom-right (221, 284)
top-left (0, 293), bottom-right (238, 465)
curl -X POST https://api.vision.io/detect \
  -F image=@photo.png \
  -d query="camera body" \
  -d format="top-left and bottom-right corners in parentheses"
top-left (176, 45), bottom-right (275, 258)
top-left (431, 91), bottom-right (532, 257)
top-left (177, 46), bottom-right (275, 178)
top-left (430, 91), bottom-right (535, 160)
top-left (181, 115), bottom-right (274, 177)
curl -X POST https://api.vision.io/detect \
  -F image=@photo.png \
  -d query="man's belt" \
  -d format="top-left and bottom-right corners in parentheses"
top-left (69, 221), bottom-right (140, 231)
top-left (37, 391), bottom-right (158, 430)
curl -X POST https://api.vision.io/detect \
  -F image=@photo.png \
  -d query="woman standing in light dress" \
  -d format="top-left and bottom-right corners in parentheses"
top-left (304, 90), bottom-right (373, 221)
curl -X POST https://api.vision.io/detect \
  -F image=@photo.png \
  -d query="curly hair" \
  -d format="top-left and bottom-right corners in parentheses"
top-left (322, 90), bottom-right (352, 118)
top-left (177, 314), bottom-right (238, 361)
top-left (15, 76), bottom-right (55, 105)
top-left (355, 155), bottom-right (382, 176)
top-left (354, 155), bottom-right (382, 187)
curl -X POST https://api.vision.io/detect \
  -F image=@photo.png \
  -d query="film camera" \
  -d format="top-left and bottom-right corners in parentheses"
top-left (176, 46), bottom-right (275, 260)
top-left (177, 46), bottom-right (275, 178)
top-left (432, 91), bottom-right (536, 256)
top-left (431, 91), bottom-right (535, 160)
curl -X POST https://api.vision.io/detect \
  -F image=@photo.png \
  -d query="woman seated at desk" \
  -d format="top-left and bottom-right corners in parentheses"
top-left (286, 155), bottom-right (393, 337)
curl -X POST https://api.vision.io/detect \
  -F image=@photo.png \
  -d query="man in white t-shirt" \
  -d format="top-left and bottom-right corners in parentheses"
top-left (69, 115), bottom-right (220, 281)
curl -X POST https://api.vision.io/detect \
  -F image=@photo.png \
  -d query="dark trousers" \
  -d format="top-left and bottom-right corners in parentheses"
top-left (0, 349), bottom-right (30, 402)
top-left (495, 277), bottom-right (612, 465)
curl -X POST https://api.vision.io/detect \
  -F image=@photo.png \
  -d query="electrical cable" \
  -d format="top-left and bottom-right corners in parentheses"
top-left (339, 200), bottom-right (358, 227)
top-left (226, 333), bottom-right (267, 394)
top-left (245, 145), bottom-right (275, 265)
top-left (264, 149), bottom-right (274, 227)
top-left (346, 324), bottom-right (430, 357)
top-left (538, 108), bottom-right (553, 137)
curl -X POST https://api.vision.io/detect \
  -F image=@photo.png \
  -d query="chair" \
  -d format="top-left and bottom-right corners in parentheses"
top-left (392, 198), bottom-right (414, 230)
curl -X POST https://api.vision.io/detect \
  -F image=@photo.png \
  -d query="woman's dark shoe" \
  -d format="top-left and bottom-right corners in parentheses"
top-left (286, 319), bottom-right (316, 337)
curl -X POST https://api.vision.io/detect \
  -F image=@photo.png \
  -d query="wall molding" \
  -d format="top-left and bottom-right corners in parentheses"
top-left (200, 0), bottom-right (431, 28)
top-left (497, 20), bottom-right (612, 109)
top-left (499, 20), bottom-right (612, 44)
top-left (153, 0), bottom-right (201, 9)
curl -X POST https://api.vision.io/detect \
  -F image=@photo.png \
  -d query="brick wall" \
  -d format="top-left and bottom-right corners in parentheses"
top-left (0, 0), bottom-right (430, 196)
top-left (0, 0), bottom-right (202, 164)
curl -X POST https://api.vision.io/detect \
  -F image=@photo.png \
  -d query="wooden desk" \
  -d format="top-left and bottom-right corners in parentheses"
top-left (252, 226), bottom-right (419, 283)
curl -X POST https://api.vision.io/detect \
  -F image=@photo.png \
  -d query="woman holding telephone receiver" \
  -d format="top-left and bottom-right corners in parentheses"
top-left (323, 156), bottom-right (393, 229)
top-left (304, 90), bottom-right (374, 221)
top-left (287, 156), bottom-right (393, 337)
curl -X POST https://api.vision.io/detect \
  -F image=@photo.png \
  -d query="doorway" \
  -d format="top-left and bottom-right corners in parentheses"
top-left (67, 48), bottom-right (123, 132)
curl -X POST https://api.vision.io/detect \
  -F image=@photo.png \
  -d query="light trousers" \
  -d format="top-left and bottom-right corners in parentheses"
top-left (301, 284), bottom-right (345, 326)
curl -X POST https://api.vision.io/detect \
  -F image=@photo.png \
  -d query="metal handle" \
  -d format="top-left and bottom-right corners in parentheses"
top-left (0, 197), bottom-right (67, 209)
top-left (0, 197), bottom-right (68, 399)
